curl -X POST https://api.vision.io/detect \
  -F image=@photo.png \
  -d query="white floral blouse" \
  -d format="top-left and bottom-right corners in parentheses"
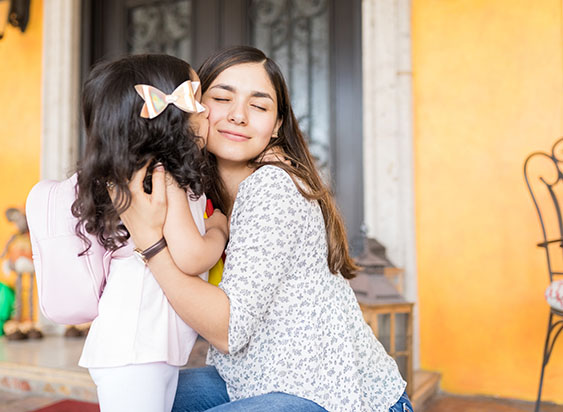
top-left (207, 166), bottom-right (406, 412)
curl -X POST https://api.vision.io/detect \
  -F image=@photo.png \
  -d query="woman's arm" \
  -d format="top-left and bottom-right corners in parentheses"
top-left (111, 164), bottom-right (230, 353)
top-left (146, 248), bottom-right (231, 353)
top-left (214, 166), bottom-right (308, 355)
top-left (163, 178), bottom-right (228, 275)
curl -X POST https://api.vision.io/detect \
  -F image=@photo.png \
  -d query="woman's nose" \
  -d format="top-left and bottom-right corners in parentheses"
top-left (228, 104), bottom-right (247, 125)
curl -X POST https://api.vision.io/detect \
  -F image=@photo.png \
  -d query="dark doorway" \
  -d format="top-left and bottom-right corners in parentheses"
top-left (81, 0), bottom-right (364, 249)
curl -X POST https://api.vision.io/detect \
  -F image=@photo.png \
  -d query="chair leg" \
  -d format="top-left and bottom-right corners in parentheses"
top-left (535, 313), bottom-right (553, 412)
top-left (535, 311), bottom-right (563, 412)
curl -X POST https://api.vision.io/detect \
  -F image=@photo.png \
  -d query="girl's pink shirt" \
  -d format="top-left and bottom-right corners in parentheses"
top-left (79, 194), bottom-right (207, 368)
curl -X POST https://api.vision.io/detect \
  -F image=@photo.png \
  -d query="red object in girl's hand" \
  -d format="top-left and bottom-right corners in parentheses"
top-left (205, 198), bottom-right (227, 263)
top-left (206, 199), bottom-right (214, 217)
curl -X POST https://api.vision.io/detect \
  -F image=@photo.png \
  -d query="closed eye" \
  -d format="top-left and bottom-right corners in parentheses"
top-left (252, 104), bottom-right (266, 111)
top-left (213, 97), bottom-right (230, 102)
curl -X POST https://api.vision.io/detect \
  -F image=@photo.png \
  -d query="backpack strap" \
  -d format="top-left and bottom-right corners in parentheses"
top-left (26, 174), bottom-right (110, 324)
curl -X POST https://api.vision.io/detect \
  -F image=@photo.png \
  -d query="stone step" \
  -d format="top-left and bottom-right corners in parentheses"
top-left (0, 361), bottom-right (96, 403)
top-left (0, 365), bottom-right (443, 408)
top-left (411, 369), bottom-right (441, 410)
top-left (0, 334), bottom-right (210, 404)
top-left (0, 335), bottom-right (442, 406)
top-left (0, 335), bottom-right (96, 403)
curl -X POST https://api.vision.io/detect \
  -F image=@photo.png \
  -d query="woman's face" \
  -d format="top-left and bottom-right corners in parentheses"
top-left (187, 69), bottom-right (209, 146)
top-left (202, 62), bottom-right (281, 164)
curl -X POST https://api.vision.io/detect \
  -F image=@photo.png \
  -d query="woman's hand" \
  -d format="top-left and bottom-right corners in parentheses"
top-left (108, 162), bottom-right (167, 250)
top-left (259, 145), bottom-right (291, 165)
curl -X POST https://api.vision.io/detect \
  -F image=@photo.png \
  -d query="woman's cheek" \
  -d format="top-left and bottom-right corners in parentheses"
top-left (205, 129), bottom-right (221, 155)
top-left (206, 104), bottom-right (227, 129)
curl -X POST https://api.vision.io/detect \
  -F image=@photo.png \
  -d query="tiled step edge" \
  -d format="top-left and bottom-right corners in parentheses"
top-left (0, 361), bottom-right (97, 403)
top-left (0, 363), bottom-right (439, 407)
top-left (411, 369), bottom-right (441, 410)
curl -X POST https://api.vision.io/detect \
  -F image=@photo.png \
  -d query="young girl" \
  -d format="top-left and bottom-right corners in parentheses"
top-left (72, 54), bottom-right (228, 412)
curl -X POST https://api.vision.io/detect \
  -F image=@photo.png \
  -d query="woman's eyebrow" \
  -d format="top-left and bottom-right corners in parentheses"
top-left (210, 84), bottom-right (235, 92)
top-left (210, 84), bottom-right (274, 101)
top-left (251, 91), bottom-right (274, 101)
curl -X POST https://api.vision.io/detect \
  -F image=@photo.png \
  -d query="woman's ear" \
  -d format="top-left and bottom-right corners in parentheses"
top-left (272, 119), bottom-right (283, 138)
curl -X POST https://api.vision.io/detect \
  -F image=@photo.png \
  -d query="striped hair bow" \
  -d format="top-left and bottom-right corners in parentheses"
top-left (134, 80), bottom-right (206, 119)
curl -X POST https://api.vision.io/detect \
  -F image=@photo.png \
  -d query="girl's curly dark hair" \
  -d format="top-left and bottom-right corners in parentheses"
top-left (72, 54), bottom-right (210, 253)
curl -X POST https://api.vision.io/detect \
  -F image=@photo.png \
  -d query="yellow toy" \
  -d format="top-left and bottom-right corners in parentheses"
top-left (204, 199), bottom-right (224, 286)
top-left (1, 207), bottom-right (43, 340)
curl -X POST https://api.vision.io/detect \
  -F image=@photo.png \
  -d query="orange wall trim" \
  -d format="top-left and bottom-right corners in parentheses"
top-left (413, 0), bottom-right (563, 403)
top-left (0, 0), bottom-right (43, 284)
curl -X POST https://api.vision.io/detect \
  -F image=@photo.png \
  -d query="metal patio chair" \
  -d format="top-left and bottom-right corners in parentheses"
top-left (524, 137), bottom-right (563, 412)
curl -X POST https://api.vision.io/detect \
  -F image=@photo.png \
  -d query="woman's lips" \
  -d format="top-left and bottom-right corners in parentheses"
top-left (219, 130), bottom-right (249, 142)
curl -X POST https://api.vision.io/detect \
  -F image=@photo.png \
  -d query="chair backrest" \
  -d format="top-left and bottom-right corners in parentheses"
top-left (524, 137), bottom-right (563, 284)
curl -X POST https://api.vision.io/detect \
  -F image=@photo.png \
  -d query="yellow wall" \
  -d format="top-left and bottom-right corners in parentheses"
top-left (414, 0), bottom-right (563, 403)
top-left (0, 0), bottom-right (42, 316)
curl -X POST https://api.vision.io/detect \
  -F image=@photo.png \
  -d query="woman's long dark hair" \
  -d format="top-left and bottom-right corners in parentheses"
top-left (73, 54), bottom-right (210, 253)
top-left (198, 46), bottom-right (359, 279)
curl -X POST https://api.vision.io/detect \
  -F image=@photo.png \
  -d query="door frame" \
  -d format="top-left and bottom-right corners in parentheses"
top-left (40, 1), bottom-right (417, 369)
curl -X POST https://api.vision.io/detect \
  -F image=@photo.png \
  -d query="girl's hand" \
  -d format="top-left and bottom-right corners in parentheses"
top-left (205, 209), bottom-right (229, 243)
top-left (108, 162), bottom-right (167, 250)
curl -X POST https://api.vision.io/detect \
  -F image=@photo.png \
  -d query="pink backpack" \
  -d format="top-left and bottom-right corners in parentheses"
top-left (26, 174), bottom-right (110, 325)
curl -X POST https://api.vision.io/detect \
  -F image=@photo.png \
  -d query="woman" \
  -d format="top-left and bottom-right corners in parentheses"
top-left (118, 46), bottom-right (412, 412)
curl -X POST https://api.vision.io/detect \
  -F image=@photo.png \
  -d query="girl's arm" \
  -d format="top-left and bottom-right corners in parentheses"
top-left (163, 177), bottom-right (228, 276)
top-left (113, 164), bottom-right (230, 353)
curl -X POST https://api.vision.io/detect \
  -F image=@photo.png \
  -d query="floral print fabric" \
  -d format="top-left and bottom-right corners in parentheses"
top-left (207, 166), bottom-right (406, 412)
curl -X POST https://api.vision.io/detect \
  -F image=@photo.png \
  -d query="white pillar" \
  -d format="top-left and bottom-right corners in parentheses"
top-left (39, 0), bottom-right (82, 334)
top-left (41, 0), bottom-right (81, 181)
top-left (362, 0), bottom-right (419, 368)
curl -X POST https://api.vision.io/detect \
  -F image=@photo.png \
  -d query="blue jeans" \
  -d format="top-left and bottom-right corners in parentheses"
top-left (172, 366), bottom-right (414, 412)
top-left (389, 390), bottom-right (414, 412)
